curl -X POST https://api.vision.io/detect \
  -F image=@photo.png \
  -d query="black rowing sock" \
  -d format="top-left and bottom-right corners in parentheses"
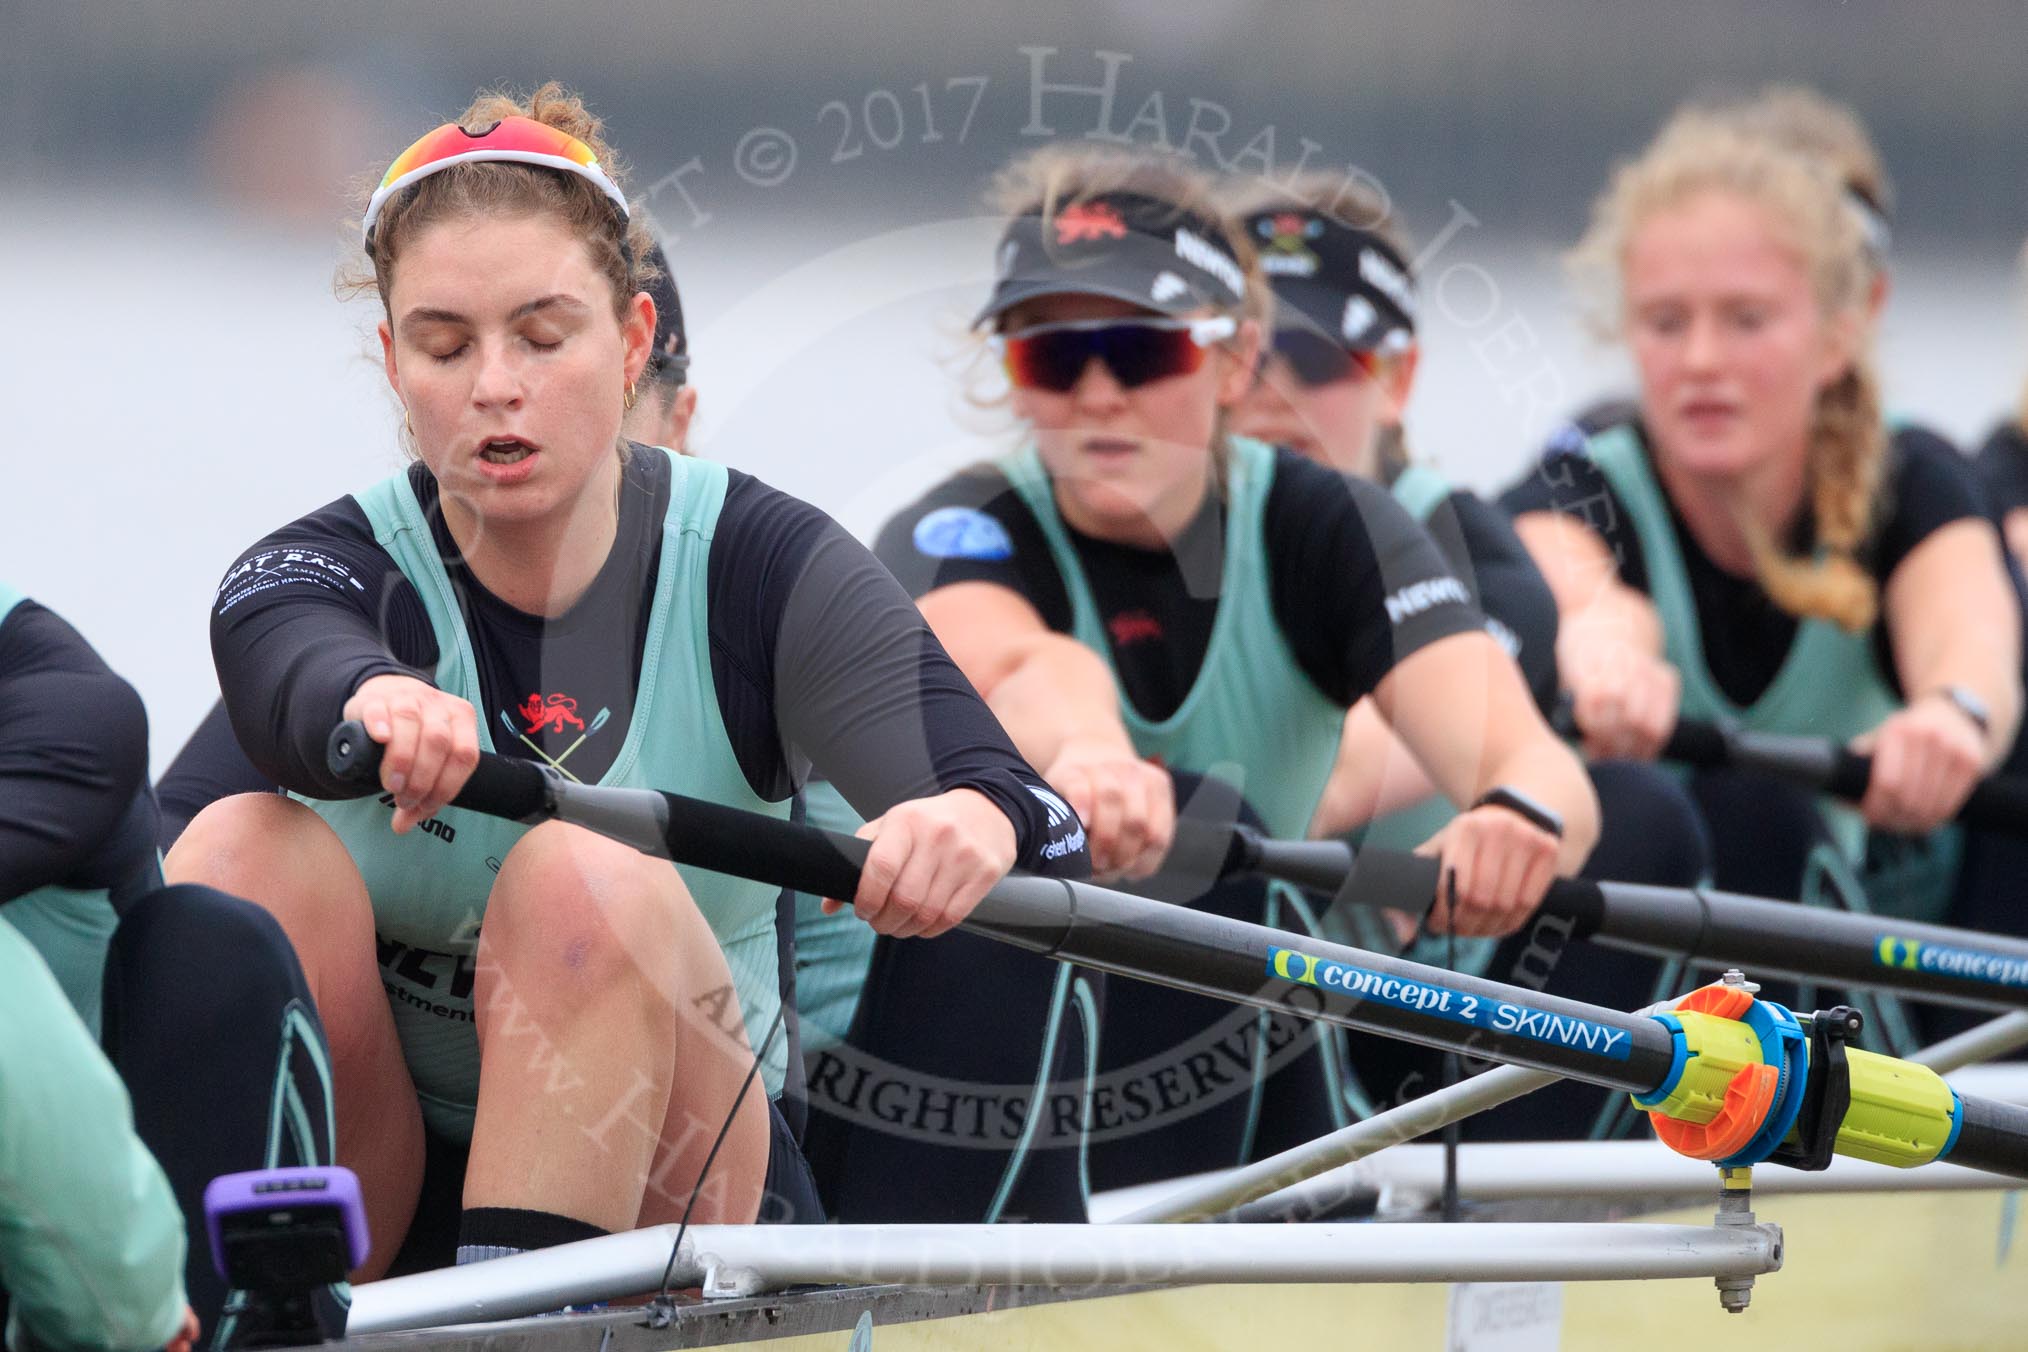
top-left (456, 1207), bottom-right (609, 1265)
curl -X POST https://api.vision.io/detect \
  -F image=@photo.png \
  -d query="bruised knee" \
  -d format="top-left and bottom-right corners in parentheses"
top-left (483, 820), bottom-right (703, 995)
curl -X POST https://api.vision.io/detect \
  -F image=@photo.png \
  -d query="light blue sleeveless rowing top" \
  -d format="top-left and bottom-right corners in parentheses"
top-left (294, 451), bottom-right (795, 1139)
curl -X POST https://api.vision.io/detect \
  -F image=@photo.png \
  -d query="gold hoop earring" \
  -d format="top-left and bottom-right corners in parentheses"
top-left (623, 381), bottom-right (638, 413)
top-left (404, 408), bottom-right (414, 437)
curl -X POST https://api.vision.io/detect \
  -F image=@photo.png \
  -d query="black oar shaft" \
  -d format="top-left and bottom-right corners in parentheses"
top-left (1207, 813), bottom-right (2028, 1013)
top-left (1587, 879), bottom-right (2028, 1012)
top-left (972, 873), bottom-right (1679, 1089)
top-left (1410, 847), bottom-right (2028, 1014)
top-left (1952, 1095), bottom-right (2028, 1179)
top-left (324, 723), bottom-right (2028, 1182)
top-left (327, 723), bottom-right (1674, 1091)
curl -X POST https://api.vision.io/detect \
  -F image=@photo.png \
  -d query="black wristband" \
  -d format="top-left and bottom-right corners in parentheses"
top-left (1471, 784), bottom-right (1564, 840)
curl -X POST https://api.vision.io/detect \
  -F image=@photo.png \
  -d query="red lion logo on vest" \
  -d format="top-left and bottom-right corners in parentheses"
top-left (520, 692), bottom-right (585, 735)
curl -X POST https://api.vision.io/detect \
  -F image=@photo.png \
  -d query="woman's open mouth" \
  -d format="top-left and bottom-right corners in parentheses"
top-left (473, 435), bottom-right (542, 483)
top-left (479, 436), bottom-right (538, 465)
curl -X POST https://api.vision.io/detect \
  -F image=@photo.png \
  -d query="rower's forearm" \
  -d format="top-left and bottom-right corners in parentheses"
top-left (1309, 700), bottom-right (1439, 838)
top-left (1515, 514), bottom-right (1658, 652)
top-left (981, 637), bottom-right (1135, 771)
top-left (0, 666), bottom-right (150, 904)
top-left (1556, 589), bottom-right (1666, 667)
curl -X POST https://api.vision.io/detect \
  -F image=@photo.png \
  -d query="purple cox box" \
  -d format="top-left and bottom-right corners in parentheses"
top-left (202, 1167), bottom-right (369, 1279)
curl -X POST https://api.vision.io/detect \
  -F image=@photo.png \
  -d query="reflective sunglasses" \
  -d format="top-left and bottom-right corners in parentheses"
top-left (1264, 327), bottom-right (1380, 388)
top-left (998, 316), bottom-right (1237, 393)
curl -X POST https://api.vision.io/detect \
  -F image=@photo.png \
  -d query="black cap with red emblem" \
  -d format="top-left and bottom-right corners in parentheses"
top-left (641, 241), bottom-right (689, 387)
top-left (1242, 208), bottom-right (1417, 353)
top-left (973, 191), bottom-right (1249, 328)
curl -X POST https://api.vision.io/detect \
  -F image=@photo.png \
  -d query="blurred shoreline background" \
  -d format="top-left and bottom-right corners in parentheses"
top-left (7, 2), bottom-right (2027, 771)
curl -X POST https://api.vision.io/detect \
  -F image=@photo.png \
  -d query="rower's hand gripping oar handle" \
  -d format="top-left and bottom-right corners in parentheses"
top-left (327, 720), bottom-right (554, 823)
top-left (1328, 846), bottom-right (1608, 939)
top-left (325, 720), bottom-right (874, 901)
top-left (1815, 740), bottom-right (2028, 834)
top-left (1553, 697), bottom-right (2028, 837)
top-left (1192, 818), bottom-right (1609, 939)
top-left (1695, 722), bottom-right (2028, 836)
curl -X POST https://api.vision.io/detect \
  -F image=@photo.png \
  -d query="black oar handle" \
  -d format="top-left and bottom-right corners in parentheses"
top-left (325, 720), bottom-right (874, 899)
top-left (1958, 771), bottom-right (2028, 831)
top-left (1556, 698), bottom-right (2028, 837)
top-left (1553, 698), bottom-right (1731, 767)
top-left (1328, 845), bottom-right (1609, 940)
top-left (327, 720), bottom-right (553, 823)
top-left (1191, 819), bottom-right (1608, 939)
top-left (1658, 717), bottom-right (1730, 768)
top-left (1722, 727), bottom-right (2028, 836)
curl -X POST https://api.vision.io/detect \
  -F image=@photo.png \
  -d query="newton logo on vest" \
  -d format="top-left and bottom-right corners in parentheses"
top-left (1384, 576), bottom-right (1470, 625)
top-left (913, 507), bottom-right (1014, 561)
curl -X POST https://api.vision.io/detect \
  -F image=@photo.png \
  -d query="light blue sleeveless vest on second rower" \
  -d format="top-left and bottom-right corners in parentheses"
top-left (0, 582), bottom-right (121, 1039)
top-left (798, 438), bottom-right (1352, 1053)
top-left (1584, 424), bottom-right (1952, 923)
top-left (790, 781), bottom-right (876, 1052)
top-left (296, 450), bottom-right (793, 1140)
top-left (1002, 435), bottom-right (1357, 1132)
top-left (999, 435), bottom-right (1347, 838)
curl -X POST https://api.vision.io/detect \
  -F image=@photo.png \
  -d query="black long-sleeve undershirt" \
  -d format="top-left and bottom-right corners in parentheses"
top-left (1977, 421), bottom-right (2028, 522)
top-left (871, 447), bottom-right (1484, 723)
top-left (1418, 488), bottom-right (1560, 715)
top-left (1499, 418), bottom-right (1988, 707)
top-left (155, 699), bottom-right (272, 849)
top-left (0, 601), bottom-right (156, 904)
top-left (208, 449), bottom-right (1081, 871)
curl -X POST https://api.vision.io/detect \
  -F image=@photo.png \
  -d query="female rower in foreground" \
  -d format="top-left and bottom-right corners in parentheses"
top-left (1502, 111), bottom-right (2021, 1008)
top-left (1226, 176), bottom-right (1710, 1138)
top-left (0, 586), bottom-right (191, 1352)
top-left (0, 920), bottom-right (192, 1352)
top-left (167, 84), bottom-right (1085, 1276)
top-left (843, 146), bottom-right (1598, 1191)
top-left (151, 241), bottom-right (741, 1277)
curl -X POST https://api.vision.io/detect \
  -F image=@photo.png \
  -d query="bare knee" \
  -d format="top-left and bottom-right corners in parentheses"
top-left (482, 821), bottom-right (712, 998)
top-left (166, 793), bottom-right (340, 893)
top-left (166, 794), bottom-right (369, 929)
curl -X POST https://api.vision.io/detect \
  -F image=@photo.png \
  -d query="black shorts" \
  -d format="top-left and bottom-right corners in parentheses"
top-left (758, 1095), bottom-right (825, 1224)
